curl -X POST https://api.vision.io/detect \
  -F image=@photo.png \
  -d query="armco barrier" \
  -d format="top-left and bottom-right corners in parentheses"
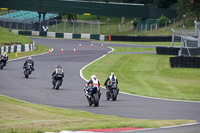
top-left (0, 42), bottom-right (35, 55)
top-left (169, 56), bottom-right (200, 68)
top-left (111, 35), bottom-right (173, 42)
top-left (12, 30), bottom-right (106, 41)
top-left (156, 46), bottom-right (200, 56)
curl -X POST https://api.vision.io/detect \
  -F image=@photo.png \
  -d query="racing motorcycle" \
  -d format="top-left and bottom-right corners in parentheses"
top-left (52, 74), bottom-right (63, 90)
top-left (24, 63), bottom-right (32, 78)
top-left (106, 82), bottom-right (119, 101)
top-left (84, 85), bottom-right (101, 107)
top-left (0, 57), bottom-right (7, 69)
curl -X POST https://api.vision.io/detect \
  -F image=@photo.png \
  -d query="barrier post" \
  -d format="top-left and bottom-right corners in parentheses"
top-left (108, 35), bottom-right (111, 41)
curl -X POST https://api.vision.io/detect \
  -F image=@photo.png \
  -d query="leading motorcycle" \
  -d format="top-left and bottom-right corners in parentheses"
top-left (24, 63), bottom-right (32, 78)
top-left (52, 74), bottom-right (63, 90)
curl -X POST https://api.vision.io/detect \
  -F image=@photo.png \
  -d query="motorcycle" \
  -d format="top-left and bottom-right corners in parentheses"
top-left (84, 85), bottom-right (101, 107)
top-left (52, 74), bottom-right (63, 90)
top-left (0, 57), bottom-right (7, 69)
top-left (106, 82), bottom-right (119, 101)
top-left (24, 63), bottom-right (32, 78)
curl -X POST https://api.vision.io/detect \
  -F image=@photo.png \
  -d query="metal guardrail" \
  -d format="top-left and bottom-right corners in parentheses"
top-left (171, 29), bottom-right (200, 56)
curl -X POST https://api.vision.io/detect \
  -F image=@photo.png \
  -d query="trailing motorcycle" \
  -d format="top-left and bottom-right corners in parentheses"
top-left (106, 82), bottom-right (119, 101)
top-left (84, 85), bottom-right (101, 107)
top-left (52, 74), bottom-right (63, 90)
top-left (24, 63), bottom-right (32, 78)
top-left (0, 57), bottom-right (7, 69)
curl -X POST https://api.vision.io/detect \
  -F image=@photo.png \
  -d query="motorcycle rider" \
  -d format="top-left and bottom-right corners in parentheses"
top-left (104, 72), bottom-right (119, 94)
top-left (52, 65), bottom-right (64, 88)
top-left (85, 75), bottom-right (101, 98)
top-left (0, 52), bottom-right (9, 65)
top-left (23, 56), bottom-right (35, 71)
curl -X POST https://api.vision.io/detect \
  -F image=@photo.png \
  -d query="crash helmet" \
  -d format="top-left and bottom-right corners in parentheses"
top-left (57, 65), bottom-right (62, 69)
top-left (28, 56), bottom-right (32, 60)
top-left (3, 52), bottom-right (7, 56)
top-left (91, 75), bottom-right (96, 79)
top-left (110, 72), bottom-right (114, 76)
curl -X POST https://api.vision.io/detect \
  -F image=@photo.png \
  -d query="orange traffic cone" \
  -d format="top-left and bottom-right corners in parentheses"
top-left (49, 48), bottom-right (51, 53)
top-left (91, 43), bottom-right (93, 48)
top-left (101, 43), bottom-right (103, 48)
top-left (73, 47), bottom-right (76, 53)
top-left (61, 48), bottom-right (64, 53)
top-left (79, 44), bottom-right (81, 48)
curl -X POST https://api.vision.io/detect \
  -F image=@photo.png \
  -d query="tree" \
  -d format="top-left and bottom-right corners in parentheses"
top-left (176, 0), bottom-right (200, 21)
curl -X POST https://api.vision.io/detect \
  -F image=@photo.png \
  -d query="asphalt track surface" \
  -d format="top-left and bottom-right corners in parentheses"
top-left (0, 37), bottom-right (200, 133)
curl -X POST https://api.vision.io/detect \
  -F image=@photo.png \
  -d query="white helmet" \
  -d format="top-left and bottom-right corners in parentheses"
top-left (110, 72), bottom-right (114, 76)
top-left (28, 56), bottom-right (32, 60)
top-left (91, 75), bottom-right (96, 79)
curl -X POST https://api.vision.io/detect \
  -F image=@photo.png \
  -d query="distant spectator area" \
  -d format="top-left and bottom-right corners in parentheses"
top-left (0, 10), bottom-right (58, 23)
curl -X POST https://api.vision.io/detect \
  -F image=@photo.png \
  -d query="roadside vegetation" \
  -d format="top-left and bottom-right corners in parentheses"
top-left (82, 46), bottom-right (200, 101)
top-left (0, 26), bottom-right (31, 46)
top-left (0, 94), bottom-right (195, 133)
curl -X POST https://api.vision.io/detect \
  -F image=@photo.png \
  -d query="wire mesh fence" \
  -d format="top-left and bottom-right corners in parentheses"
top-left (0, 18), bottom-right (100, 34)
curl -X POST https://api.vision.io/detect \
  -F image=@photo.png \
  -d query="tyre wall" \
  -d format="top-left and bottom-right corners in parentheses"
top-left (169, 56), bottom-right (200, 68)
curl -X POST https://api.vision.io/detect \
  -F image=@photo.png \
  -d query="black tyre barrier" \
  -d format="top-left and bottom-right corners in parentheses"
top-left (156, 47), bottom-right (180, 55)
top-left (169, 56), bottom-right (200, 68)
top-left (111, 36), bottom-right (174, 42)
top-left (156, 47), bottom-right (200, 56)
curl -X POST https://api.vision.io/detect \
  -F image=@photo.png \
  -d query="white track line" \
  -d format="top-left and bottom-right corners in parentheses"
top-left (79, 47), bottom-right (200, 104)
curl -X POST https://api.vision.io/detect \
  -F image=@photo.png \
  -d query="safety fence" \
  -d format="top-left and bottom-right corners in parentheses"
top-left (0, 18), bottom-right (100, 34)
top-left (0, 42), bottom-right (35, 55)
top-left (11, 30), bottom-right (107, 41)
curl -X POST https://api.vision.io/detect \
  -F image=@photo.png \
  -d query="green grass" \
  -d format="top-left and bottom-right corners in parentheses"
top-left (112, 47), bottom-right (156, 52)
top-left (8, 44), bottom-right (50, 60)
top-left (0, 27), bottom-right (31, 46)
top-left (82, 47), bottom-right (200, 101)
top-left (0, 94), bottom-right (195, 133)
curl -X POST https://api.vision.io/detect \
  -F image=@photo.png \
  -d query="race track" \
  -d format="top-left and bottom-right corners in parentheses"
top-left (0, 37), bottom-right (200, 133)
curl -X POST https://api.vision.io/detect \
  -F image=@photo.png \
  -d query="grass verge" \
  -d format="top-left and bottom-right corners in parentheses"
top-left (112, 47), bottom-right (156, 52)
top-left (8, 44), bottom-right (50, 60)
top-left (0, 94), bottom-right (195, 133)
top-left (82, 47), bottom-right (200, 101)
top-left (99, 41), bottom-right (179, 46)
top-left (0, 27), bottom-right (31, 46)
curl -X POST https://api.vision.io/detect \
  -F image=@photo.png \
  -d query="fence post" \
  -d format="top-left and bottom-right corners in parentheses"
top-left (81, 22), bottom-right (83, 33)
top-left (73, 21), bottom-right (74, 33)
top-left (17, 20), bottom-right (18, 29)
top-left (64, 20), bottom-right (66, 33)
top-left (198, 29), bottom-right (200, 47)
top-left (171, 29), bottom-right (175, 47)
top-left (55, 19), bottom-right (57, 32)
top-left (24, 19), bottom-right (26, 31)
top-left (145, 24), bottom-right (147, 31)
top-left (98, 20), bottom-right (100, 34)
top-left (10, 21), bottom-right (12, 29)
top-left (194, 20), bottom-right (197, 36)
top-left (90, 21), bottom-right (93, 34)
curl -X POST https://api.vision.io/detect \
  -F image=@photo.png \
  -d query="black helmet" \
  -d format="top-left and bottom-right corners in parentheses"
top-left (57, 65), bottom-right (62, 69)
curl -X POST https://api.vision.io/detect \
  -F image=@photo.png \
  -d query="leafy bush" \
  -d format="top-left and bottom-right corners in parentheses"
top-left (132, 18), bottom-right (138, 28)
top-left (158, 15), bottom-right (168, 26)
